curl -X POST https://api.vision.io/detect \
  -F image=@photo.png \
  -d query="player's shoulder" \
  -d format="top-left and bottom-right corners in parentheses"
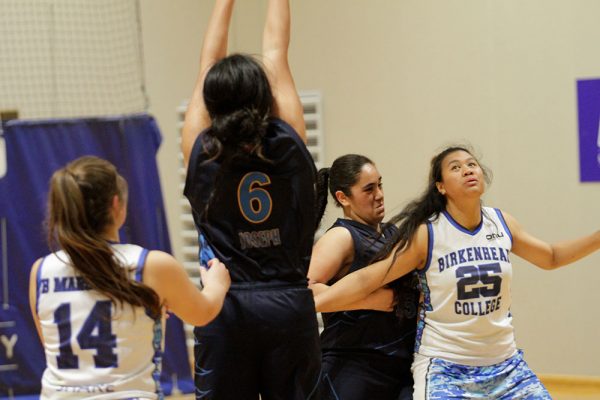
top-left (319, 224), bottom-right (353, 245)
top-left (144, 250), bottom-right (182, 282)
top-left (29, 256), bottom-right (45, 280)
top-left (413, 223), bottom-right (431, 254)
top-left (265, 118), bottom-right (312, 160)
top-left (111, 243), bottom-right (146, 262)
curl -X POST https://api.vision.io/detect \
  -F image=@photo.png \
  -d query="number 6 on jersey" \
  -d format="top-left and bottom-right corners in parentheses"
top-left (237, 172), bottom-right (273, 224)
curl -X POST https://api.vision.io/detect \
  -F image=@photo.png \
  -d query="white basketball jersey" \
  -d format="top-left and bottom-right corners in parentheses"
top-left (415, 207), bottom-right (517, 366)
top-left (36, 244), bottom-right (163, 399)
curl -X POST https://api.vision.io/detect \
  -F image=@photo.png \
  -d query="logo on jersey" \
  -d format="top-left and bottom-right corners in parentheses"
top-left (486, 232), bottom-right (504, 241)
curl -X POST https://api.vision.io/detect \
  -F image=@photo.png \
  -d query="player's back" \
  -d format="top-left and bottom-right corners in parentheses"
top-left (36, 244), bottom-right (162, 399)
top-left (185, 118), bottom-right (317, 283)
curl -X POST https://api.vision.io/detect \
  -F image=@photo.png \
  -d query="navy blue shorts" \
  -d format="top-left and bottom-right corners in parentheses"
top-left (194, 284), bottom-right (321, 400)
top-left (321, 351), bottom-right (413, 400)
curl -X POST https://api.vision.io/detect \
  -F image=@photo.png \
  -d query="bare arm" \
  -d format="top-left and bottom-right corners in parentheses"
top-left (309, 282), bottom-right (394, 312)
top-left (181, 0), bottom-right (235, 166)
top-left (504, 211), bottom-right (600, 270)
top-left (143, 251), bottom-right (230, 326)
top-left (308, 227), bottom-right (394, 312)
top-left (308, 227), bottom-right (353, 283)
top-left (28, 259), bottom-right (44, 343)
top-left (262, 0), bottom-right (306, 141)
top-left (314, 224), bottom-right (429, 312)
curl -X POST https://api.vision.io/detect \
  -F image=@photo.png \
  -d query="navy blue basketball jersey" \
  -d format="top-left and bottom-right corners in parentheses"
top-left (320, 219), bottom-right (418, 358)
top-left (184, 118), bottom-right (317, 283)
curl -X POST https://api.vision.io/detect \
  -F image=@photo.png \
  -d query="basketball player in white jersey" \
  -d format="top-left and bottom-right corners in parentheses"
top-left (28, 156), bottom-right (230, 399)
top-left (314, 146), bottom-right (600, 399)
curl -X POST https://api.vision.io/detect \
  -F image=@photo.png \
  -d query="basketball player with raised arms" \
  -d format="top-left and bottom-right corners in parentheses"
top-left (309, 154), bottom-right (417, 400)
top-left (314, 146), bottom-right (600, 399)
top-left (29, 156), bottom-right (230, 399)
top-left (181, 0), bottom-right (321, 398)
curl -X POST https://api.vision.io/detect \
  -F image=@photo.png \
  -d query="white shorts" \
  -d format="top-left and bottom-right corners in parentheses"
top-left (411, 350), bottom-right (551, 399)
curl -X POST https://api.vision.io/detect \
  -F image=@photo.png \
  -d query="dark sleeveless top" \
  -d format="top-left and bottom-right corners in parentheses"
top-left (184, 118), bottom-right (317, 284)
top-left (320, 219), bottom-right (418, 359)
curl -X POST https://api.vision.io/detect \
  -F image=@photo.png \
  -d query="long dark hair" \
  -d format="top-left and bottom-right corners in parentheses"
top-left (316, 154), bottom-right (375, 227)
top-left (47, 156), bottom-right (161, 319)
top-left (202, 53), bottom-right (273, 162)
top-left (379, 145), bottom-right (492, 261)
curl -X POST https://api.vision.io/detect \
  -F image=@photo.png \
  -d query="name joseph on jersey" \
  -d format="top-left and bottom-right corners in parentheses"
top-left (239, 228), bottom-right (281, 250)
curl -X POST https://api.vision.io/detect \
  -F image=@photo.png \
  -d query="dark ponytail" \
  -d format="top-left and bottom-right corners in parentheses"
top-left (328, 154), bottom-right (374, 206)
top-left (206, 107), bottom-right (270, 161)
top-left (315, 167), bottom-right (330, 229)
top-left (47, 156), bottom-right (161, 319)
top-left (314, 154), bottom-right (376, 230)
top-left (202, 53), bottom-right (273, 163)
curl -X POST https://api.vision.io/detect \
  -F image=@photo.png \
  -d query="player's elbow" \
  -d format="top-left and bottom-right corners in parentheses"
top-left (196, 296), bottom-right (227, 327)
top-left (535, 262), bottom-right (558, 271)
top-left (534, 254), bottom-right (562, 270)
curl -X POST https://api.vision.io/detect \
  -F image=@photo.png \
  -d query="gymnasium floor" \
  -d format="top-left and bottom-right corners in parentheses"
top-left (167, 368), bottom-right (600, 399)
top-left (169, 393), bottom-right (598, 400)
top-left (168, 383), bottom-right (600, 400)
top-left (169, 394), bottom-right (597, 400)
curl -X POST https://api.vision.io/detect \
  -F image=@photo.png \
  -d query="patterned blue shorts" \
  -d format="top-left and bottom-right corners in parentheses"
top-left (412, 350), bottom-right (551, 399)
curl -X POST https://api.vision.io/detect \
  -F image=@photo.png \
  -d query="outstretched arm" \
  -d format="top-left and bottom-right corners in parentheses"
top-left (504, 211), bottom-right (600, 270)
top-left (262, 0), bottom-right (306, 141)
top-left (314, 224), bottom-right (428, 312)
top-left (144, 251), bottom-right (230, 326)
top-left (181, 0), bottom-right (236, 166)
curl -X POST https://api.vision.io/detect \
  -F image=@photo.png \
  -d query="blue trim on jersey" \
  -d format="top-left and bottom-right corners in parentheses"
top-left (198, 232), bottom-right (216, 268)
top-left (415, 270), bottom-right (432, 354)
top-left (35, 256), bottom-right (47, 316)
top-left (494, 208), bottom-right (513, 245)
top-left (151, 317), bottom-right (164, 399)
top-left (424, 357), bottom-right (433, 396)
top-left (135, 248), bottom-right (150, 283)
top-left (442, 210), bottom-right (483, 236)
top-left (422, 222), bottom-right (434, 272)
top-left (415, 223), bottom-right (435, 353)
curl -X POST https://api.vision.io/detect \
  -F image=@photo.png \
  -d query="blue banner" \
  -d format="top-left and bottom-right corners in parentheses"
top-left (0, 114), bottom-right (192, 397)
top-left (577, 78), bottom-right (600, 182)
